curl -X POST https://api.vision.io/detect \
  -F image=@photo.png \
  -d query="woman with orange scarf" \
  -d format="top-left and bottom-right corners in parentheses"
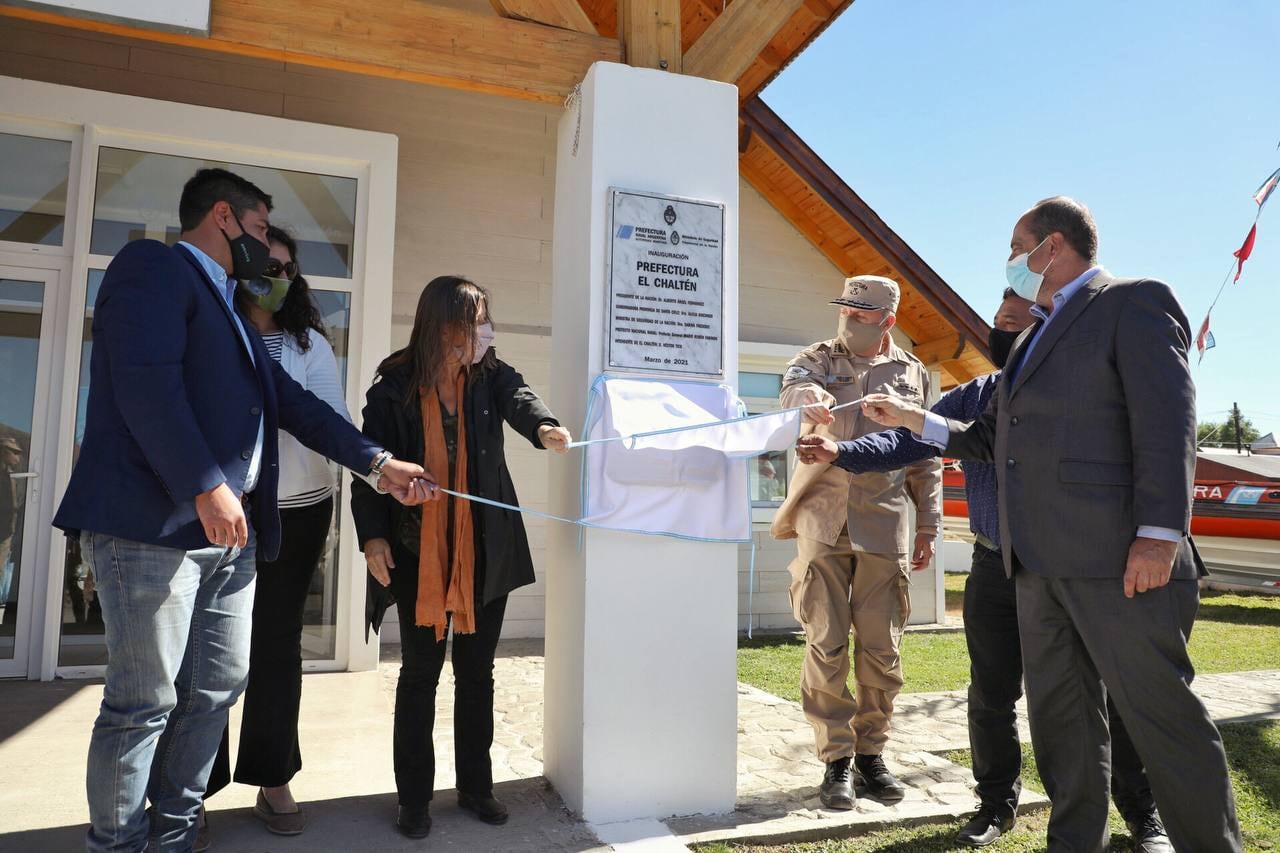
top-left (351, 276), bottom-right (570, 839)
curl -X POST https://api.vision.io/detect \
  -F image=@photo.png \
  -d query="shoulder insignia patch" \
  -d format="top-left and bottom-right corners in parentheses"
top-left (784, 365), bottom-right (812, 383)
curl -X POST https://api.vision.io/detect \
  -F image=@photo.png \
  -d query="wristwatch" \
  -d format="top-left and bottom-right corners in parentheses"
top-left (367, 450), bottom-right (393, 494)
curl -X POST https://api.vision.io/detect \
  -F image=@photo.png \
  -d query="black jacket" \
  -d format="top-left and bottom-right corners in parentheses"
top-left (352, 354), bottom-right (559, 637)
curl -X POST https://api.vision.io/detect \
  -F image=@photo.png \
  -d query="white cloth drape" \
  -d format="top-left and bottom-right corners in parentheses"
top-left (580, 377), bottom-right (801, 541)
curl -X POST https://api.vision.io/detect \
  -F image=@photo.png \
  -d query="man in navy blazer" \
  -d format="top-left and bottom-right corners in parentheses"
top-left (54, 168), bottom-right (433, 853)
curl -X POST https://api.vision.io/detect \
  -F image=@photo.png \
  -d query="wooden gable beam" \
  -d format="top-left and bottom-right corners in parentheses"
top-left (683, 0), bottom-right (804, 84)
top-left (616, 0), bottom-right (682, 71)
top-left (489, 0), bottom-right (598, 34)
top-left (0, 0), bottom-right (619, 104)
top-left (739, 141), bottom-right (934, 347)
top-left (741, 96), bottom-right (994, 359)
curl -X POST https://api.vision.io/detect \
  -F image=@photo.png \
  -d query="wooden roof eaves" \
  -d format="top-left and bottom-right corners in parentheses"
top-left (740, 96), bottom-right (993, 359)
top-left (739, 0), bottom-right (855, 101)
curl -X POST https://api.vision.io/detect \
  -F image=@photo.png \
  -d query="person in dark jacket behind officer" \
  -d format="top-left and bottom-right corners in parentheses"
top-left (351, 275), bottom-right (571, 840)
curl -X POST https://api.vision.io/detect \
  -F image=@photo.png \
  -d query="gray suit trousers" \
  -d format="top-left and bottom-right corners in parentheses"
top-left (1015, 571), bottom-right (1242, 853)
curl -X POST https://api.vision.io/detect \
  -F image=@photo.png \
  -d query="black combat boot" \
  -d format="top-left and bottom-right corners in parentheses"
top-left (819, 756), bottom-right (855, 810)
top-left (854, 753), bottom-right (906, 803)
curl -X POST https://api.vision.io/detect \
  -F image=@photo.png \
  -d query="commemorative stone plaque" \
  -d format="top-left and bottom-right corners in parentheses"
top-left (606, 188), bottom-right (725, 378)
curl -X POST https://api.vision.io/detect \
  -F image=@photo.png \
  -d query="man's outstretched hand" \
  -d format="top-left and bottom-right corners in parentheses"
top-left (862, 394), bottom-right (927, 434)
top-left (796, 434), bottom-right (840, 465)
top-left (794, 387), bottom-right (836, 425)
top-left (378, 459), bottom-right (441, 505)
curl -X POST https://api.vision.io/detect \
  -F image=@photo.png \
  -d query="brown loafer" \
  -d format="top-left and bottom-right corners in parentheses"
top-left (253, 789), bottom-right (306, 836)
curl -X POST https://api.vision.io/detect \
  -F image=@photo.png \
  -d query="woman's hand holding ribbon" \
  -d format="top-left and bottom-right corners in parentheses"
top-left (538, 424), bottom-right (573, 454)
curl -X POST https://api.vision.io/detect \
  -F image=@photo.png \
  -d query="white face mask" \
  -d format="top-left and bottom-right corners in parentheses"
top-left (471, 322), bottom-right (494, 364)
top-left (1005, 236), bottom-right (1055, 303)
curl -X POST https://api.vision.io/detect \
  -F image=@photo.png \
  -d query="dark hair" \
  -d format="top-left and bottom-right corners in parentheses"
top-left (178, 167), bottom-right (272, 232)
top-left (1001, 287), bottom-right (1018, 300)
top-left (377, 276), bottom-right (496, 405)
top-left (1026, 196), bottom-right (1098, 263)
top-left (264, 225), bottom-right (327, 352)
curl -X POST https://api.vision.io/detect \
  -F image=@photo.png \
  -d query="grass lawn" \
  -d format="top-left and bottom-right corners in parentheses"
top-left (696, 720), bottom-right (1280, 852)
top-left (731, 580), bottom-right (1280, 850)
top-left (740, 580), bottom-right (1280, 700)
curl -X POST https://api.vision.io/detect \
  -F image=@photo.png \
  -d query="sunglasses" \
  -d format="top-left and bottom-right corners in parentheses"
top-left (263, 258), bottom-right (299, 279)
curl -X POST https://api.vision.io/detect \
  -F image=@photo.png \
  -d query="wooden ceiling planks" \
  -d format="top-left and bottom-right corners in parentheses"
top-left (0, 0), bottom-right (620, 103)
top-left (573, 0), bottom-right (850, 99)
top-left (684, 0), bottom-right (804, 84)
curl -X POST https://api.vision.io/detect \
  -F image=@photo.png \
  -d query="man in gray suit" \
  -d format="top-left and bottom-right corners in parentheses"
top-left (861, 197), bottom-right (1241, 852)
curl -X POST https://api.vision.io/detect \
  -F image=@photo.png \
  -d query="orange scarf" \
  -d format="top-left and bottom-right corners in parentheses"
top-left (415, 372), bottom-right (476, 640)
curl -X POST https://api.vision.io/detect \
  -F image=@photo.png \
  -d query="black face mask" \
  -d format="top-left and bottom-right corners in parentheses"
top-left (222, 210), bottom-right (271, 282)
top-left (988, 327), bottom-right (1022, 370)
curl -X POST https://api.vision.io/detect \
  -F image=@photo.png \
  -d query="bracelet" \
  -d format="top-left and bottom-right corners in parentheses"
top-left (367, 451), bottom-right (393, 494)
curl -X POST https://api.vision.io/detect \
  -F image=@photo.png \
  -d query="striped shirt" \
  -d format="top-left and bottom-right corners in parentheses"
top-left (262, 331), bottom-right (335, 510)
top-left (261, 331), bottom-right (286, 362)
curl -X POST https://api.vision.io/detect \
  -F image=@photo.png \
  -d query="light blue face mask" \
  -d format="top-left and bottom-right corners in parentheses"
top-left (1005, 236), bottom-right (1055, 302)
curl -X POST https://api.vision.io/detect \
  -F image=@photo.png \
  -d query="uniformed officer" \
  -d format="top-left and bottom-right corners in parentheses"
top-left (771, 275), bottom-right (942, 810)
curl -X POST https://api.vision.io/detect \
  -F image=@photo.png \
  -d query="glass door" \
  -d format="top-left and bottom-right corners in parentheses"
top-left (56, 145), bottom-right (362, 670)
top-left (0, 267), bottom-right (59, 678)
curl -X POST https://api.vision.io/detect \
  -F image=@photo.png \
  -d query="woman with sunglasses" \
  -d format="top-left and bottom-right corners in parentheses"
top-left (351, 275), bottom-right (570, 839)
top-left (202, 225), bottom-right (347, 845)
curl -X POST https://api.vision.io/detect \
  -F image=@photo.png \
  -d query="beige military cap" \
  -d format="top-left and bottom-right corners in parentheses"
top-left (830, 275), bottom-right (900, 313)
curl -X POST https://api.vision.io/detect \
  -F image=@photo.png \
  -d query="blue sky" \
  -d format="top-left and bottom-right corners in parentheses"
top-left (765, 0), bottom-right (1280, 438)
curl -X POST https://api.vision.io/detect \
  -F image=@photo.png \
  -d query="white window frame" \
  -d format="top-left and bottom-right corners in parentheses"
top-left (739, 342), bottom-right (799, 524)
top-left (0, 117), bottom-right (84, 259)
top-left (0, 76), bottom-right (398, 680)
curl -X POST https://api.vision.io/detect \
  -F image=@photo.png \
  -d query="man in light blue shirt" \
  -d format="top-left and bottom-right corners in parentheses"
top-left (178, 240), bottom-right (266, 493)
top-left (919, 265), bottom-right (1181, 549)
top-left (860, 197), bottom-right (1240, 852)
top-left (56, 168), bottom-right (435, 853)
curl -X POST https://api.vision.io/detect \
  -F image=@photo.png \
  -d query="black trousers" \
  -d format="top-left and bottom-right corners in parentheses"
top-left (1015, 566), bottom-right (1242, 853)
top-left (964, 544), bottom-right (1155, 823)
top-left (208, 496), bottom-right (334, 795)
top-left (392, 570), bottom-right (507, 808)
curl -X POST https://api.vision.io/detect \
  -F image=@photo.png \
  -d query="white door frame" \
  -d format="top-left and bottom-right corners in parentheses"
top-left (0, 75), bottom-right (398, 680)
top-left (0, 260), bottom-right (69, 678)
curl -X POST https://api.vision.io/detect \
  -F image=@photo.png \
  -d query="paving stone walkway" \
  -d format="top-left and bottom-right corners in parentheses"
top-left (398, 640), bottom-right (1280, 847)
top-left (4, 643), bottom-right (1276, 851)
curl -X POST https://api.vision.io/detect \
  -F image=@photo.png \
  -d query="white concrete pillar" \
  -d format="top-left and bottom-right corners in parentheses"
top-left (544, 62), bottom-right (740, 823)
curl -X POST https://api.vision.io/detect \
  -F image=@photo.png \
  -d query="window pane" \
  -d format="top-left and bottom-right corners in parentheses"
top-left (60, 269), bottom-right (109, 666)
top-left (0, 133), bottom-right (72, 246)
top-left (303, 290), bottom-right (351, 662)
top-left (750, 449), bottom-right (789, 507)
top-left (0, 279), bottom-right (44, 657)
top-left (740, 371), bottom-right (782, 399)
top-left (311, 291), bottom-right (351, 391)
top-left (91, 148), bottom-right (357, 277)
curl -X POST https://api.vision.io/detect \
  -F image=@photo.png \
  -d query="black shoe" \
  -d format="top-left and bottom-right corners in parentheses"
top-left (854, 753), bottom-right (906, 803)
top-left (819, 756), bottom-right (855, 810)
top-left (1126, 811), bottom-right (1173, 853)
top-left (458, 792), bottom-right (509, 825)
top-left (956, 805), bottom-right (1014, 847)
top-left (396, 806), bottom-right (432, 839)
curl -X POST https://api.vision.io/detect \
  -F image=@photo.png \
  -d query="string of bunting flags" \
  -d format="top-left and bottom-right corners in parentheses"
top-left (1197, 164), bottom-right (1280, 363)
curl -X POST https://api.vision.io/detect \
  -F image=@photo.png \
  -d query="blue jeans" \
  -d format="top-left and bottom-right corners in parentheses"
top-left (82, 530), bottom-right (257, 853)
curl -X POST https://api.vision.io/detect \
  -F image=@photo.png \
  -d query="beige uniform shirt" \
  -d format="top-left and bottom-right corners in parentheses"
top-left (770, 338), bottom-right (942, 552)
